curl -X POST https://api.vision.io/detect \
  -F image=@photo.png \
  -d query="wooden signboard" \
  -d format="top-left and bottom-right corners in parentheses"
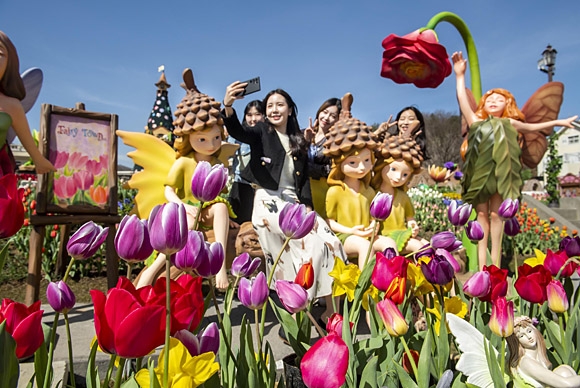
top-left (37, 103), bottom-right (118, 215)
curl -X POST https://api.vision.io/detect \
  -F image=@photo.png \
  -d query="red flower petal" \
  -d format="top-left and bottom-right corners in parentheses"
top-left (114, 305), bottom-right (166, 359)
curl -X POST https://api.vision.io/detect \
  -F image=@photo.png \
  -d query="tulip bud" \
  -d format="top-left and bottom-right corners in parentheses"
top-left (190, 161), bottom-right (228, 203)
top-left (430, 231), bottom-right (457, 250)
top-left (369, 192), bottom-right (393, 221)
top-left (231, 252), bottom-right (261, 278)
top-left (504, 216), bottom-right (520, 237)
top-left (447, 200), bottom-right (472, 226)
top-left (275, 280), bottom-right (309, 313)
top-left (46, 281), bottom-right (76, 313)
top-left (173, 230), bottom-right (206, 272)
top-left (547, 280), bottom-right (569, 314)
top-left (462, 271), bottom-right (491, 298)
top-left (376, 298), bottom-right (409, 337)
top-left (326, 313), bottom-right (353, 338)
top-left (559, 236), bottom-right (580, 258)
top-left (488, 297), bottom-right (514, 337)
top-left (498, 198), bottom-right (519, 220)
top-left (295, 262), bottom-right (314, 290)
top-left (174, 322), bottom-right (220, 357)
top-left (114, 215), bottom-right (154, 263)
top-left (66, 221), bottom-right (109, 260)
top-left (402, 349), bottom-right (420, 375)
top-left (238, 272), bottom-right (268, 310)
top-left (421, 255), bottom-right (454, 286)
top-left (148, 202), bottom-right (188, 255)
top-left (279, 203), bottom-right (316, 240)
top-left (465, 220), bottom-right (484, 242)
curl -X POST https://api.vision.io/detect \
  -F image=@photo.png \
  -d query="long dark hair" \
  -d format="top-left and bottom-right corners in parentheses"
top-left (315, 98), bottom-right (342, 121)
top-left (262, 89), bottom-right (306, 156)
top-left (388, 106), bottom-right (428, 159)
top-left (242, 99), bottom-right (264, 126)
top-left (0, 30), bottom-right (25, 100)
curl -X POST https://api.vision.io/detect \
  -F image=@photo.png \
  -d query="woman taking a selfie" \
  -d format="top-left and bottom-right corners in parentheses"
top-left (222, 81), bottom-right (346, 323)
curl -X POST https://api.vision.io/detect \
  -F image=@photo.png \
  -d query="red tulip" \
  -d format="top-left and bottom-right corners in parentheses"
top-left (91, 280), bottom-right (165, 359)
top-left (295, 262), bottom-right (314, 290)
top-left (402, 349), bottom-right (420, 375)
top-left (371, 251), bottom-right (408, 293)
top-left (381, 28), bottom-right (452, 88)
top-left (0, 173), bottom-right (25, 239)
top-left (514, 264), bottom-right (552, 304)
top-left (326, 313), bottom-right (353, 338)
top-left (479, 265), bottom-right (508, 303)
top-left (300, 333), bottom-right (349, 388)
top-left (543, 249), bottom-right (575, 278)
top-left (0, 299), bottom-right (44, 359)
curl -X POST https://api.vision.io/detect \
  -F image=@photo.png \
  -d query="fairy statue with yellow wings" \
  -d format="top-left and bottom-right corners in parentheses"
top-left (452, 51), bottom-right (578, 270)
top-left (117, 68), bottom-right (237, 289)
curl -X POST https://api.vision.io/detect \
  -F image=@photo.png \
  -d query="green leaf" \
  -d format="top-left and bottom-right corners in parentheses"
top-left (33, 336), bottom-right (49, 388)
top-left (85, 340), bottom-right (101, 388)
top-left (120, 376), bottom-right (140, 388)
top-left (393, 360), bottom-right (418, 388)
top-left (417, 327), bottom-right (432, 388)
top-left (462, 119), bottom-right (496, 205)
top-left (350, 255), bottom-right (376, 323)
top-left (388, 229), bottom-right (413, 252)
top-left (0, 241), bottom-right (9, 271)
top-left (359, 355), bottom-right (378, 388)
top-left (0, 322), bottom-right (19, 388)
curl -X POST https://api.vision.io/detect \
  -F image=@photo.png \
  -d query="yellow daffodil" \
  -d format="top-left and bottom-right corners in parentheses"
top-left (362, 284), bottom-right (380, 311)
top-left (523, 248), bottom-right (546, 267)
top-left (406, 262), bottom-right (433, 296)
top-left (328, 257), bottom-right (360, 301)
top-left (135, 338), bottom-right (219, 388)
top-left (426, 296), bottom-right (467, 334)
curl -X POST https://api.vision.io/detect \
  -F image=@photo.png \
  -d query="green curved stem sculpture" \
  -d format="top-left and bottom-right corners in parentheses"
top-left (425, 11), bottom-right (482, 101)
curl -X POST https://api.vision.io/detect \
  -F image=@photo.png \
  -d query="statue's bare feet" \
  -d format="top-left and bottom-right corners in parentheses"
top-left (215, 270), bottom-right (230, 290)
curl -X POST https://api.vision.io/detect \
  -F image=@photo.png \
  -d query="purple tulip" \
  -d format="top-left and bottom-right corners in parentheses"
top-left (560, 236), bottom-right (580, 257)
top-left (279, 203), bottom-right (316, 240)
top-left (504, 217), bottom-right (520, 237)
top-left (174, 322), bottom-right (220, 357)
top-left (114, 215), bottom-right (154, 263)
top-left (369, 192), bottom-right (393, 221)
top-left (498, 198), bottom-right (519, 220)
top-left (414, 243), bottom-right (434, 261)
top-left (275, 280), bottom-right (309, 313)
top-left (148, 202), bottom-right (188, 255)
top-left (238, 272), bottom-right (269, 310)
top-left (462, 271), bottom-right (491, 298)
top-left (195, 241), bottom-right (224, 278)
top-left (191, 161), bottom-right (228, 203)
top-left (447, 200), bottom-right (472, 226)
top-left (231, 252), bottom-right (261, 278)
top-left (382, 247), bottom-right (398, 259)
top-left (435, 248), bottom-right (461, 273)
top-left (66, 221), bottom-right (109, 260)
top-left (46, 281), bottom-right (76, 313)
top-left (421, 255), bottom-right (454, 285)
top-left (173, 230), bottom-right (206, 272)
top-left (466, 220), bottom-right (484, 242)
top-left (430, 231), bottom-right (457, 250)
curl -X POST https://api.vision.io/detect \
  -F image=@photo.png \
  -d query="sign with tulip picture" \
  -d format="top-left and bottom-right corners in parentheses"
top-left (36, 104), bottom-right (118, 214)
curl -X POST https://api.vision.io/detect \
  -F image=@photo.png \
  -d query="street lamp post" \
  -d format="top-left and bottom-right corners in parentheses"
top-left (537, 44), bottom-right (557, 82)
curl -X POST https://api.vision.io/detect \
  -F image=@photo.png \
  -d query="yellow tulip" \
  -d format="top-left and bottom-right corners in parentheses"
top-left (426, 296), bottom-right (467, 334)
top-left (328, 257), bottom-right (360, 301)
top-left (135, 338), bottom-right (219, 387)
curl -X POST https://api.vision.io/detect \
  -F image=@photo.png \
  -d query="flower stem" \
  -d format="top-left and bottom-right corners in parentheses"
top-left (363, 223), bottom-right (377, 267)
top-left (424, 11), bottom-right (482, 100)
top-left (113, 358), bottom-right (126, 388)
top-left (400, 336), bottom-right (419, 382)
top-left (500, 339), bottom-right (506, 380)
top-left (209, 277), bottom-right (223, 326)
top-left (126, 263), bottom-right (133, 280)
top-left (306, 310), bottom-right (326, 337)
top-left (64, 313), bottom-right (76, 387)
top-left (62, 258), bottom-right (76, 283)
top-left (43, 312), bottom-right (60, 388)
top-left (192, 202), bottom-right (203, 231)
top-left (255, 309), bottom-right (262, 351)
top-left (103, 356), bottom-right (116, 388)
top-left (559, 314), bottom-right (567, 354)
top-left (164, 256), bottom-right (171, 388)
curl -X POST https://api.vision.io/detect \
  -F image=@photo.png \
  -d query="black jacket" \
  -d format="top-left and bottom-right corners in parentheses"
top-left (222, 110), bottom-right (313, 208)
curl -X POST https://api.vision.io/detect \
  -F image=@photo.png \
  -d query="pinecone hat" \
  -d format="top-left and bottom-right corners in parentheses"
top-left (377, 134), bottom-right (424, 174)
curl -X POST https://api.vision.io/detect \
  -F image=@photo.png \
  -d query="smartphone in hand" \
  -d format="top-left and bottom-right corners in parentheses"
top-left (238, 77), bottom-right (261, 96)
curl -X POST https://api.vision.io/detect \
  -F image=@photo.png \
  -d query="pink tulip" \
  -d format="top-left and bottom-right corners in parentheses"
top-left (73, 170), bottom-right (94, 191)
top-left (376, 298), bottom-right (409, 337)
top-left (300, 333), bottom-right (348, 388)
top-left (67, 151), bottom-right (88, 170)
top-left (275, 280), bottom-right (309, 313)
top-left (544, 249), bottom-right (575, 278)
top-left (488, 297), bottom-right (514, 337)
top-left (53, 175), bottom-right (77, 199)
top-left (462, 271), bottom-right (491, 298)
top-left (279, 203), bottom-right (316, 240)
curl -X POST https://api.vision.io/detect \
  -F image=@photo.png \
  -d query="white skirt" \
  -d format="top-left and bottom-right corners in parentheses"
top-left (252, 187), bottom-right (347, 299)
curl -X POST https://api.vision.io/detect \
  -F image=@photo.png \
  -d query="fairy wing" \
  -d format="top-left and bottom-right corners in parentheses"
top-left (447, 313), bottom-right (497, 388)
top-left (519, 82), bottom-right (564, 169)
top-left (8, 68), bottom-right (43, 143)
top-left (117, 130), bottom-right (176, 219)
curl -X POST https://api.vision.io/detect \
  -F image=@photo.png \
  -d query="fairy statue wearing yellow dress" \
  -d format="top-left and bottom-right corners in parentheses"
top-left (452, 51), bottom-right (578, 269)
top-left (118, 69), bottom-right (236, 289)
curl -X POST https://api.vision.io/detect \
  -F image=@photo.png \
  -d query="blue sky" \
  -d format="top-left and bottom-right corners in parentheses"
top-left (2, 0), bottom-right (579, 167)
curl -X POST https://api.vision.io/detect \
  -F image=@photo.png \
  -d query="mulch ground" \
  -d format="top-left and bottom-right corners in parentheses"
top-left (0, 276), bottom-right (109, 304)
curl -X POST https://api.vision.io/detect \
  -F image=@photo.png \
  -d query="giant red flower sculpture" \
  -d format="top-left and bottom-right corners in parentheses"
top-left (380, 29), bottom-right (452, 88)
